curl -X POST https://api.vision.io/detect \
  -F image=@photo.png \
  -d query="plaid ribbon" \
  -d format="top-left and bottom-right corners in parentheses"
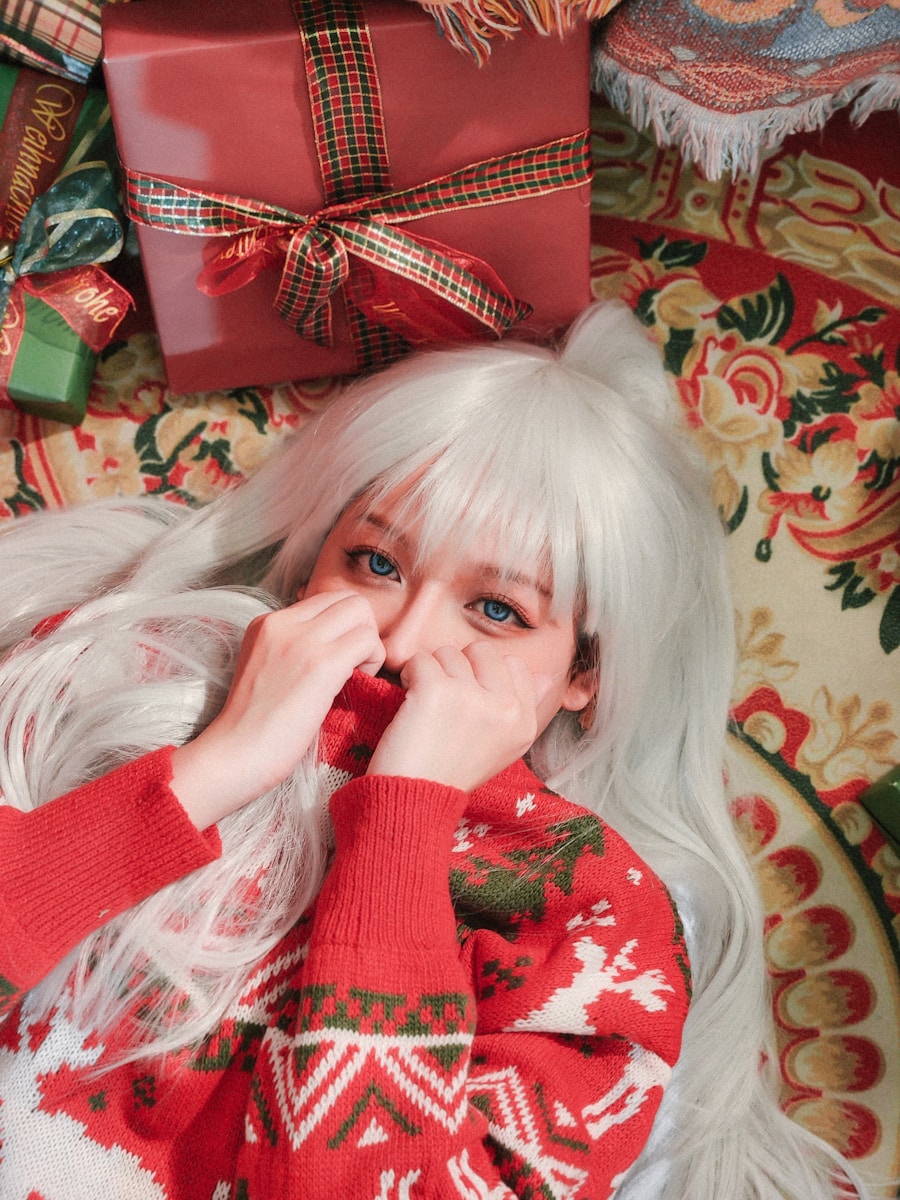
top-left (292, 0), bottom-right (391, 203)
top-left (125, 132), bottom-right (590, 357)
top-left (125, 0), bottom-right (591, 365)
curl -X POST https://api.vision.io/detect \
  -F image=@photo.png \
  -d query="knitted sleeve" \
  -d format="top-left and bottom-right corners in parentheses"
top-left (0, 748), bottom-right (221, 1018)
top-left (234, 765), bottom-right (690, 1200)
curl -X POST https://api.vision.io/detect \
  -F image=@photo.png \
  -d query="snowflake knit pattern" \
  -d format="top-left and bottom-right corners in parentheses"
top-left (0, 671), bottom-right (690, 1199)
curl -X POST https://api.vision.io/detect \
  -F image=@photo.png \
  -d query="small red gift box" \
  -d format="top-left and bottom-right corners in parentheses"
top-left (102, 0), bottom-right (591, 394)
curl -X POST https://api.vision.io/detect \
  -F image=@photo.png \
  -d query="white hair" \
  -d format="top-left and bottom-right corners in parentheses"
top-left (0, 302), bottom-right (875, 1199)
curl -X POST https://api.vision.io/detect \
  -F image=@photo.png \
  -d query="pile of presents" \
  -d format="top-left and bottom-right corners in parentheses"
top-left (0, 0), bottom-right (598, 424)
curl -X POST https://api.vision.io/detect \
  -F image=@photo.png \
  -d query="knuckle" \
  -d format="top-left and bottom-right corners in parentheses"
top-left (248, 611), bottom-right (280, 644)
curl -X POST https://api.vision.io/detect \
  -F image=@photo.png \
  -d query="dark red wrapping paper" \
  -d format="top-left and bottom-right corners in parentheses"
top-left (102, 0), bottom-right (591, 393)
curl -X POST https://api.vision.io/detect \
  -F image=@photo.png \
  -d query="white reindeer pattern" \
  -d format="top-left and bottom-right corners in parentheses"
top-left (510, 936), bottom-right (674, 1036)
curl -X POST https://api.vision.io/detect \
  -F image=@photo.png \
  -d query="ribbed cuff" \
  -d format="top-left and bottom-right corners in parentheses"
top-left (3, 747), bottom-right (221, 986)
top-left (312, 774), bottom-right (468, 954)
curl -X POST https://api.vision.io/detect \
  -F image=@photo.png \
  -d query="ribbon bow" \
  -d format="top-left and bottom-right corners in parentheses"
top-left (122, 0), bottom-right (591, 370)
top-left (1, 111), bottom-right (132, 411)
top-left (124, 131), bottom-right (590, 359)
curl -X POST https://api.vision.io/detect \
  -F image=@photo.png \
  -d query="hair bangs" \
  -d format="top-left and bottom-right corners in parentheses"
top-left (270, 331), bottom-right (652, 630)
top-left (358, 384), bottom-right (584, 622)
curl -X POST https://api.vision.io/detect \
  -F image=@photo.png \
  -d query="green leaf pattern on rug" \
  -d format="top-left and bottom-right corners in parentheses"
top-left (632, 243), bottom-right (899, 654)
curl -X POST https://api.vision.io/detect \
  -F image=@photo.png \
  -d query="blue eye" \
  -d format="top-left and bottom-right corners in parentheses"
top-left (483, 599), bottom-right (514, 622)
top-left (368, 552), bottom-right (396, 577)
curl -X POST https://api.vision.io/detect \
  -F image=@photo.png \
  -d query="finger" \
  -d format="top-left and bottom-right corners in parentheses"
top-left (400, 652), bottom-right (446, 691)
top-left (460, 640), bottom-right (513, 692)
top-left (431, 644), bottom-right (476, 681)
top-left (462, 640), bottom-right (535, 698)
top-left (305, 603), bottom-right (384, 677)
top-left (333, 636), bottom-right (385, 678)
top-left (288, 589), bottom-right (365, 619)
top-left (357, 639), bottom-right (386, 677)
top-left (292, 593), bottom-right (382, 651)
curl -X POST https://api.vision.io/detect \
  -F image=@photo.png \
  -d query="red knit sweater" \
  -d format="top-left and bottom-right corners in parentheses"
top-left (0, 671), bottom-right (689, 1199)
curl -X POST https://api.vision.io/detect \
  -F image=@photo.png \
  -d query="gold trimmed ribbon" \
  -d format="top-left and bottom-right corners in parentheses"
top-left (0, 67), bottom-right (131, 412)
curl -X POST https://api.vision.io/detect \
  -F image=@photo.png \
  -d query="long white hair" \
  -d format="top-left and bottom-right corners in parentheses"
top-left (0, 302), bottom-right (873, 1199)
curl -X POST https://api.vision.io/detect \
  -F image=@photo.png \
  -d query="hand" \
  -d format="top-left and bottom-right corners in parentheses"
top-left (366, 642), bottom-right (538, 793)
top-left (171, 591), bottom-right (384, 828)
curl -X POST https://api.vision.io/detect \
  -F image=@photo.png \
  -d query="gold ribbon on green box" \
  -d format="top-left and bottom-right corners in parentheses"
top-left (0, 64), bottom-right (132, 424)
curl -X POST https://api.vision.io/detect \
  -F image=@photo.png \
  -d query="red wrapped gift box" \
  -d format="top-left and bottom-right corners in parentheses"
top-left (102, 0), bottom-right (591, 394)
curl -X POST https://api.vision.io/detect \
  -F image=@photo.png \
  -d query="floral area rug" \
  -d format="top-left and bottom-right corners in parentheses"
top-left (591, 99), bottom-right (900, 1187)
top-left (1, 97), bottom-right (898, 1193)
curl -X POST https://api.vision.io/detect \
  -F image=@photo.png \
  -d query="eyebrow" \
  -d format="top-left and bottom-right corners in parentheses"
top-left (479, 564), bottom-right (552, 599)
top-left (359, 512), bottom-right (551, 598)
top-left (357, 512), bottom-right (412, 553)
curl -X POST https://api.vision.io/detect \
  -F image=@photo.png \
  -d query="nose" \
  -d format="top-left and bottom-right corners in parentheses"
top-left (379, 585), bottom-right (451, 677)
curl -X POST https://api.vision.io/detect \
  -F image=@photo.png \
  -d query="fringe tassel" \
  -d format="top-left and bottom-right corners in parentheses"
top-left (592, 50), bottom-right (900, 180)
top-left (849, 72), bottom-right (900, 125)
top-left (422, 0), bottom-right (622, 63)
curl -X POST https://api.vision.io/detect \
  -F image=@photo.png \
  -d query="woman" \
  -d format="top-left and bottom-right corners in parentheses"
top-left (0, 303), bottom-right (873, 1198)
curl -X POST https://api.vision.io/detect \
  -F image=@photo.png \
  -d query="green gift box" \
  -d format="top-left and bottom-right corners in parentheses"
top-left (860, 765), bottom-right (900, 852)
top-left (0, 61), bottom-right (130, 424)
top-left (5, 290), bottom-right (97, 423)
